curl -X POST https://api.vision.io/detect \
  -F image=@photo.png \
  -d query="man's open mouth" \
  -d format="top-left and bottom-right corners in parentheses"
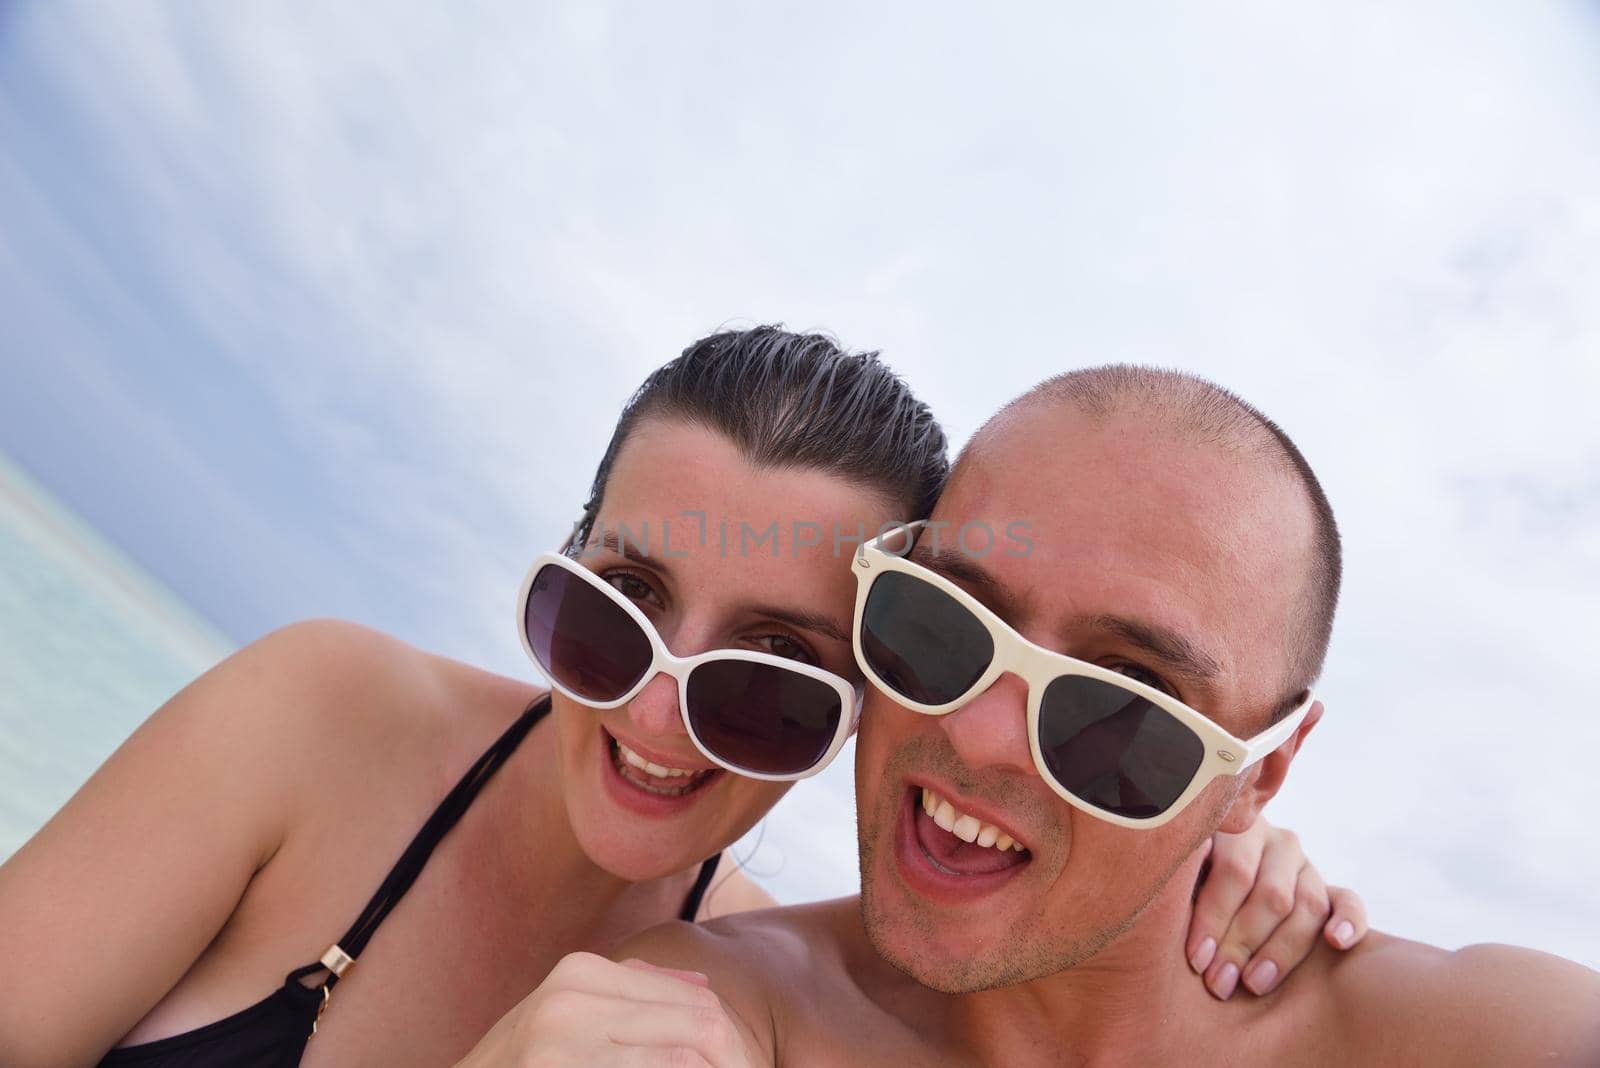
top-left (913, 786), bottom-right (1030, 874)
top-left (894, 783), bottom-right (1032, 902)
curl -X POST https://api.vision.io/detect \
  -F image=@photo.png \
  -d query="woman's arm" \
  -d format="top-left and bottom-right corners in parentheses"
top-left (0, 621), bottom-right (375, 1067)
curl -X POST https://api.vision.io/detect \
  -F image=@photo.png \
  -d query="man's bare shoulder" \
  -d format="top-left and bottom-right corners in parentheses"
top-left (617, 899), bottom-right (955, 1066)
top-left (1304, 931), bottom-right (1600, 1064)
top-left (619, 896), bottom-right (864, 988)
top-left (611, 900), bottom-right (855, 1061)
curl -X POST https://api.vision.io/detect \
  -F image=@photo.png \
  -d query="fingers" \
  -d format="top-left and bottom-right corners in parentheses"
top-left (457, 953), bottom-right (754, 1068)
top-left (1238, 866), bottom-right (1332, 996)
top-left (1323, 884), bottom-right (1369, 950)
top-left (547, 953), bottom-right (718, 1008)
top-left (595, 1052), bottom-right (713, 1068)
top-left (1186, 826), bottom-right (1266, 977)
top-left (598, 998), bottom-right (750, 1067)
top-left (621, 958), bottom-right (713, 988)
top-left (1201, 828), bottom-right (1306, 999)
top-left (518, 986), bottom-right (749, 1068)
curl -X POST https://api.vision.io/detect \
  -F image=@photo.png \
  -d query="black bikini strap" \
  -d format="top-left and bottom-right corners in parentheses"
top-left (292, 695), bottom-right (550, 991)
top-left (679, 853), bottom-right (723, 922)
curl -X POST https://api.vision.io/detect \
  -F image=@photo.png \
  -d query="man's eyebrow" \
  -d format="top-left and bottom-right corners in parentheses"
top-left (909, 545), bottom-right (1025, 619)
top-left (1088, 614), bottom-right (1223, 683)
top-left (910, 544), bottom-right (1000, 590)
top-left (587, 529), bottom-right (674, 579)
top-left (749, 605), bottom-right (851, 645)
top-left (910, 544), bottom-right (1220, 682)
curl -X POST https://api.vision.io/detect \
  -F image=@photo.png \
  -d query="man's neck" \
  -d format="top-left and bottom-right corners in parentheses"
top-left (945, 851), bottom-right (1224, 1066)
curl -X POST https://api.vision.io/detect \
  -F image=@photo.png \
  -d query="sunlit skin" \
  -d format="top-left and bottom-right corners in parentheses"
top-left (552, 417), bottom-right (893, 883)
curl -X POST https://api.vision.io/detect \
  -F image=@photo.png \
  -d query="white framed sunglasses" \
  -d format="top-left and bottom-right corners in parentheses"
top-left (517, 551), bottom-right (860, 782)
top-left (849, 524), bottom-right (1314, 829)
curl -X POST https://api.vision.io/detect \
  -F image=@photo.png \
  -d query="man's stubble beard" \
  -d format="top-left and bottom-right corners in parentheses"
top-left (857, 734), bottom-right (1233, 996)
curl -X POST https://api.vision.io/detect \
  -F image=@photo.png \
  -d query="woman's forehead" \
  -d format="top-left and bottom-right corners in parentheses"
top-left (600, 419), bottom-right (905, 548)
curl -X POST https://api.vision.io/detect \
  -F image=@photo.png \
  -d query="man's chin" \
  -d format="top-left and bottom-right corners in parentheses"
top-left (859, 883), bottom-right (1036, 995)
top-left (858, 856), bottom-right (1138, 995)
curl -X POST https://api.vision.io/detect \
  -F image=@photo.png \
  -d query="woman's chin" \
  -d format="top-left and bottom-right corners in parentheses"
top-left (565, 762), bottom-right (715, 880)
top-left (576, 825), bottom-right (714, 882)
top-left (557, 721), bottom-right (786, 882)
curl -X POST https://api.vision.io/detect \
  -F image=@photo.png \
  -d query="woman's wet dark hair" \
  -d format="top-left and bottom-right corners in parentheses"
top-left (572, 325), bottom-right (949, 550)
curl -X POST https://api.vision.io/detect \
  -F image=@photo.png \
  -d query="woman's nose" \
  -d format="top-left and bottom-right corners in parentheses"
top-left (625, 671), bottom-right (686, 738)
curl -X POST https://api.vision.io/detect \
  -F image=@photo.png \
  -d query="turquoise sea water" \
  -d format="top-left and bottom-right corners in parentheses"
top-left (0, 452), bottom-right (233, 858)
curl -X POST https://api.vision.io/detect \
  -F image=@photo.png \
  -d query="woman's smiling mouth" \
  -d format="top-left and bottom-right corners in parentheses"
top-left (601, 728), bottom-right (720, 806)
top-left (612, 737), bottom-right (714, 796)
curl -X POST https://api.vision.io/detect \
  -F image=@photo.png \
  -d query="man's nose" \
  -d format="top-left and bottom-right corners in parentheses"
top-left (625, 672), bottom-right (686, 738)
top-left (939, 671), bottom-right (1036, 775)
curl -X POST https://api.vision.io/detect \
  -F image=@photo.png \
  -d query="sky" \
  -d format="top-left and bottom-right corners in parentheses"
top-left (2, 2), bottom-right (1597, 969)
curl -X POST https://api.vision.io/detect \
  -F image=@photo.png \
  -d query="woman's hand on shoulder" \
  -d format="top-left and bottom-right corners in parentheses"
top-left (454, 952), bottom-right (764, 1068)
top-left (1185, 815), bottom-right (1369, 1001)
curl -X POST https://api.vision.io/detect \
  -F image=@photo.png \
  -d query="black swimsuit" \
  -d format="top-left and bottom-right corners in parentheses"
top-left (98, 696), bottom-right (723, 1067)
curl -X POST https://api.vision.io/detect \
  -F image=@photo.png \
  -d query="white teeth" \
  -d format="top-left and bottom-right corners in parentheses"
top-left (618, 742), bottom-right (698, 779)
top-left (612, 741), bottom-right (714, 796)
top-left (919, 788), bottom-right (1027, 854)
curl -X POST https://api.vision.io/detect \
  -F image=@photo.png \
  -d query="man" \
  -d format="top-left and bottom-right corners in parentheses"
top-left (465, 367), bottom-right (1600, 1066)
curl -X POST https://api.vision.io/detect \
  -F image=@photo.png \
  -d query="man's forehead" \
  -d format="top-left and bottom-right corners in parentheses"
top-left (926, 406), bottom-right (1305, 681)
top-left (939, 404), bottom-right (1286, 557)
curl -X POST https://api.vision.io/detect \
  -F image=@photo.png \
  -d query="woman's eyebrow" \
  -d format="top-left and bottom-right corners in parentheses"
top-left (587, 529), bottom-right (675, 580)
top-left (749, 604), bottom-right (851, 644)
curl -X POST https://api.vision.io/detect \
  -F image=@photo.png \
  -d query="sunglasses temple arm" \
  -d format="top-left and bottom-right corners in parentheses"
top-left (1236, 693), bottom-right (1315, 770)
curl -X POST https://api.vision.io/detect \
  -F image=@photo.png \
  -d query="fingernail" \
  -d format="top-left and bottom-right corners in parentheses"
top-left (1190, 937), bottom-right (1216, 973)
top-left (1332, 920), bottom-right (1355, 948)
top-left (1244, 959), bottom-right (1278, 994)
top-left (1212, 962), bottom-right (1240, 1000)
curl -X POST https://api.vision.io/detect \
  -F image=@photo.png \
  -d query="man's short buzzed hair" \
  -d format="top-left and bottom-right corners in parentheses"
top-left (961, 365), bottom-right (1341, 712)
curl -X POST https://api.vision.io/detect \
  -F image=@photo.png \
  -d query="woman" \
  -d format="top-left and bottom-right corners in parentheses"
top-left (0, 327), bottom-right (1364, 1067)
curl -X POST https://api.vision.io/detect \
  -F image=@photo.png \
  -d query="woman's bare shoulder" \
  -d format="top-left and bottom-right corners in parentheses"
top-left (219, 619), bottom-right (541, 752)
top-left (0, 618), bottom-right (546, 1066)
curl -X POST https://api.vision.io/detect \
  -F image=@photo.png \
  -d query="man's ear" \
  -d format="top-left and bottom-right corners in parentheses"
top-left (1217, 699), bottom-right (1323, 834)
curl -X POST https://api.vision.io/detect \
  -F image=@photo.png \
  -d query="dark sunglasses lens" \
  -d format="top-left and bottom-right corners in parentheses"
top-left (1036, 676), bottom-right (1205, 821)
top-left (685, 661), bottom-right (844, 776)
top-left (860, 571), bottom-right (994, 705)
top-left (524, 564), bottom-right (653, 702)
